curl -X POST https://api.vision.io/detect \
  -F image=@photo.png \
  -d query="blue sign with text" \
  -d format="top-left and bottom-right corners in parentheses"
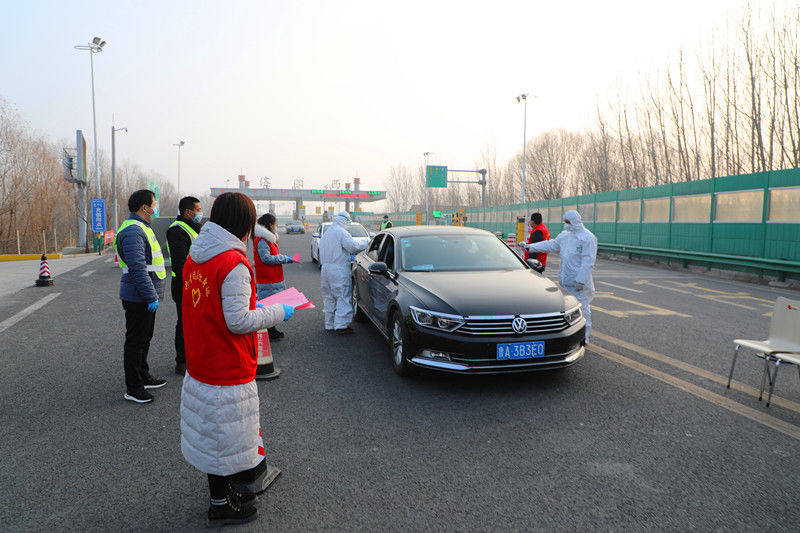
top-left (91, 198), bottom-right (106, 233)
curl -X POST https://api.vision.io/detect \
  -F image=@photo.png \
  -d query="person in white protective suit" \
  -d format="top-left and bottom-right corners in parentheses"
top-left (519, 210), bottom-right (597, 342)
top-left (319, 211), bottom-right (368, 334)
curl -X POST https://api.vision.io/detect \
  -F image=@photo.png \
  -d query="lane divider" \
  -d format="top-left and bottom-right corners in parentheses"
top-left (592, 331), bottom-right (800, 415)
top-left (0, 293), bottom-right (62, 335)
top-left (587, 342), bottom-right (800, 442)
top-left (79, 270), bottom-right (95, 278)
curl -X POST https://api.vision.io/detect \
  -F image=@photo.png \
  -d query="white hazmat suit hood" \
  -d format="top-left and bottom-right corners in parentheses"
top-left (563, 210), bottom-right (584, 232)
top-left (523, 209), bottom-right (597, 341)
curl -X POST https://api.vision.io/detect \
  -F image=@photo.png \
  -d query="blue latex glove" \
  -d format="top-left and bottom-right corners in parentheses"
top-left (256, 303), bottom-right (264, 308)
top-left (285, 257), bottom-right (293, 263)
top-left (147, 300), bottom-right (159, 313)
top-left (282, 304), bottom-right (295, 321)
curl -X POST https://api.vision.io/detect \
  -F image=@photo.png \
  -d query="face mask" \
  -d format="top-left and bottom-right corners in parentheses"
top-left (193, 211), bottom-right (203, 223)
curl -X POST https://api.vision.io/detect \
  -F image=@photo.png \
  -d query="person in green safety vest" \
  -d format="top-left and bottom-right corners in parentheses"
top-left (166, 196), bottom-right (202, 376)
top-left (114, 189), bottom-right (167, 404)
top-left (380, 215), bottom-right (393, 229)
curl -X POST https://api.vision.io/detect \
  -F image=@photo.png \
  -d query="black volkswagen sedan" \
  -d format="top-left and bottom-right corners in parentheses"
top-left (352, 226), bottom-right (586, 376)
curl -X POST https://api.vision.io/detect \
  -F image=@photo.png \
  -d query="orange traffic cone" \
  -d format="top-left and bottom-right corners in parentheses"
top-left (114, 254), bottom-right (119, 267)
top-left (255, 329), bottom-right (281, 380)
top-left (230, 428), bottom-right (281, 494)
top-left (35, 254), bottom-right (54, 286)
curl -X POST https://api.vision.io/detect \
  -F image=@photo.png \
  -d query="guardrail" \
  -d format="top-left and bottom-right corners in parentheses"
top-left (598, 243), bottom-right (800, 282)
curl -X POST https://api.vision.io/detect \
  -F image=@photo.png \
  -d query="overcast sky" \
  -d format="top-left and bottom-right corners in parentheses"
top-left (1, 0), bottom-right (766, 207)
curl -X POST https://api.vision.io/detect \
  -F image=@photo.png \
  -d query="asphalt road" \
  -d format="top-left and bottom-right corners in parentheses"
top-left (1, 232), bottom-right (799, 531)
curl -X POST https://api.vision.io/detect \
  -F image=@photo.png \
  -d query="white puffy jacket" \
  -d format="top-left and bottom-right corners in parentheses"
top-left (180, 221), bottom-right (284, 475)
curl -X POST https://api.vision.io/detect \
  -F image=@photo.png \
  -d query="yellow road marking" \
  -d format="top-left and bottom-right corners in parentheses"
top-left (634, 279), bottom-right (775, 311)
top-left (667, 281), bottom-right (774, 304)
top-left (593, 291), bottom-right (692, 318)
top-left (588, 343), bottom-right (800, 442)
top-left (592, 331), bottom-right (800, 415)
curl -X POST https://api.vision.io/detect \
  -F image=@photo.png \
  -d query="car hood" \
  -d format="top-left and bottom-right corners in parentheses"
top-left (401, 270), bottom-right (567, 316)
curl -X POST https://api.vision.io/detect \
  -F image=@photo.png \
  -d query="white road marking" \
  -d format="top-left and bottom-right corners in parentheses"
top-left (597, 281), bottom-right (644, 293)
top-left (0, 293), bottom-right (62, 335)
top-left (589, 342), bottom-right (800, 442)
top-left (104, 257), bottom-right (113, 263)
top-left (80, 270), bottom-right (95, 278)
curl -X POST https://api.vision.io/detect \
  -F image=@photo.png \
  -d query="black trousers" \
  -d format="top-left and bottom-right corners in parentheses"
top-left (122, 300), bottom-right (156, 392)
top-left (173, 291), bottom-right (185, 366)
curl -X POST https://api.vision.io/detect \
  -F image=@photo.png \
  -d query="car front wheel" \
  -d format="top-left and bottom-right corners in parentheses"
top-left (390, 311), bottom-right (413, 376)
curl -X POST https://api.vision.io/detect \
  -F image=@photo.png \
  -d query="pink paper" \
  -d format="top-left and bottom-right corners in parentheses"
top-left (257, 287), bottom-right (313, 310)
top-left (291, 252), bottom-right (300, 262)
top-left (295, 300), bottom-right (315, 310)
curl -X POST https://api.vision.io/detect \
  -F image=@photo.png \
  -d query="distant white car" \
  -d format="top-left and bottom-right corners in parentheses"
top-left (310, 222), bottom-right (371, 269)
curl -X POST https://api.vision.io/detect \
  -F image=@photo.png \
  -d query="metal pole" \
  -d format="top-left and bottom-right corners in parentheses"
top-left (89, 50), bottom-right (100, 196)
top-left (54, 227), bottom-right (57, 253)
top-left (480, 169), bottom-right (486, 208)
top-left (177, 144), bottom-right (181, 198)
top-left (16, 229), bottom-right (20, 255)
top-left (111, 125), bottom-right (117, 230)
top-left (424, 152), bottom-right (431, 225)
top-left (42, 230), bottom-right (46, 255)
top-left (521, 96), bottom-right (527, 204)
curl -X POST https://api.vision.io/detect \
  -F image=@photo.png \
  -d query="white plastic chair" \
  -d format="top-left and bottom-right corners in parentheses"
top-left (727, 297), bottom-right (800, 407)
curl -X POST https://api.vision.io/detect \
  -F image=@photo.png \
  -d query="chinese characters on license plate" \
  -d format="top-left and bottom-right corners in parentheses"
top-left (496, 341), bottom-right (545, 360)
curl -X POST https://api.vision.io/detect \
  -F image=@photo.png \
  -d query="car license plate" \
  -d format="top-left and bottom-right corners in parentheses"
top-left (496, 341), bottom-right (545, 360)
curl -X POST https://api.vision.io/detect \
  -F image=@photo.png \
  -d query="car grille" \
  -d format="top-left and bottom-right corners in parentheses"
top-left (457, 313), bottom-right (568, 336)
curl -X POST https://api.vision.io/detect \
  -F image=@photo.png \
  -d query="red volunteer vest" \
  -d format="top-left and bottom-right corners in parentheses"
top-left (253, 236), bottom-right (284, 284)
top-left (182, 249), bottom-right (257, 386)
top-left (524, 223), bottom-right (550, 266)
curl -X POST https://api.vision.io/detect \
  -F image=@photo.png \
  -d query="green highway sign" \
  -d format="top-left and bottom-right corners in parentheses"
top-left (426, 165), bottom-right (447, 188)
top-left (433, 211), bottom-right (441, 218)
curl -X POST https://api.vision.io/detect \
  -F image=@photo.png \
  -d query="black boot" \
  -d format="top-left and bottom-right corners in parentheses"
top-left (207, 494), bottom-right (257, 527)
top-left (267, 326), bottom-right (284, 339)
top-left (227, 481), bottom-right (257, 507)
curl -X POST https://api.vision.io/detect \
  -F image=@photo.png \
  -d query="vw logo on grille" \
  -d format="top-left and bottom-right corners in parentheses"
top-left (512, 317), bottom-right (527, 334)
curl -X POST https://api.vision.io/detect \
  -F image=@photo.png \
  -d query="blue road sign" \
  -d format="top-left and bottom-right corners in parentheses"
top-left (91, 198), bottom-right (106, 233)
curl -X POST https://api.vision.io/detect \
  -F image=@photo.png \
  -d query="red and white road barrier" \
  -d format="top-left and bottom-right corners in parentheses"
top-left (506, 233), bottom-right (516, 247)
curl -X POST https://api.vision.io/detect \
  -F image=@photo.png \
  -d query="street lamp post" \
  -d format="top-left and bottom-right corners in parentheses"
top-left (111, 122), bottom-right (127, 231)
top-left (173, 141), bottom-right (185, 198)
top-left (516, 93), bottom-right (528, 204)
top-left (74, 37), bottom-right (106, 196)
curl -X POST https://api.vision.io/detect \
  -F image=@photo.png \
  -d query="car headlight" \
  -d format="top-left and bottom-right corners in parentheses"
top-left (409, 306), bottom-right (465, 332)
top-left (564, 297), bottom-right (583, 325)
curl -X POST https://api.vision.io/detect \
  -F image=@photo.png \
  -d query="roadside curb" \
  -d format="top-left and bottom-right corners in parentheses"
top-left (0, 253), bottom-right (63, 262)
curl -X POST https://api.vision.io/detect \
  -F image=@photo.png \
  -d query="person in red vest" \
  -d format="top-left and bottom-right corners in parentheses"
top-left (523, 212), bottom-right (550, 271)
top-left (253, 213), bottom-right (297, 339)
top-left (180, 192), bottom-right (294, 527)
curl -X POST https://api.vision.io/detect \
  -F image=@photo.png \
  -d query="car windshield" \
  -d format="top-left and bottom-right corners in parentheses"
top-left (400, 234), bottom-right (524, 271)
top-left (347, 224), bottom-right (368, 238)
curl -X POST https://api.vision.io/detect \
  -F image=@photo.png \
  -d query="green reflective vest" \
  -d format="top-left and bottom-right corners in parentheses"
top-left (380, 220), bottom-right (392, 229)
top-left (114, 219), bottom-right (167, 280)
top-left (166, 220), bottom-right (199, 277)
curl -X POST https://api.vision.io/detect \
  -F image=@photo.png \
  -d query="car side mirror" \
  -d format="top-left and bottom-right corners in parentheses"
top-left (526, 258), bottom-right (545, 273)
top-left (312, 233), bottom-right (320, 238)
top-left (369, 232), bottom-right (376, 237)
top-left (368, 261), bottom-right (389, 276)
